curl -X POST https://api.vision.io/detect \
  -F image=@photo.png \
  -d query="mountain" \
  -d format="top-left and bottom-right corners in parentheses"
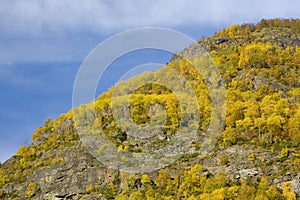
top-left (1, 19), bottom-right (300, 200)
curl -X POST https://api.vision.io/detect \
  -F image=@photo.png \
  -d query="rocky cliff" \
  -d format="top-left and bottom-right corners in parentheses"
top-left (1, 19), bottom-right (300, 199)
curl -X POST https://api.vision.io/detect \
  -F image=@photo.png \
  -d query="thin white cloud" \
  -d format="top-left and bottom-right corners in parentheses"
top-left (0, 0), bottom-right (299, 163)
top-left (0, 0), bottom-right (299, 64)
top-left (0, 0), bottom-right (299, 35)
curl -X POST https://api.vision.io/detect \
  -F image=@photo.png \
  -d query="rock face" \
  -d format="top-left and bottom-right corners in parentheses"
top-left (291, 173), bottom-right (300, 194)
top-left (1, 144), bottom-right (299, 199)
top-left (29, 148), bottom-right (104, 199)
top-left (1, 19), bottom-right (300, 199)
top-left (1, 143), bottom-right (119, 199)
top-left (2, 146), bottom-right (300, 200)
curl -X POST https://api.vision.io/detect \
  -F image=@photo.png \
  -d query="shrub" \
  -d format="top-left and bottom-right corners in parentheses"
top-left (248, 153), bottom-right (255, 163)
top-left (26, 182), bottom-right (37, 197)
top-left (219, 153), bottom-right (229, 165)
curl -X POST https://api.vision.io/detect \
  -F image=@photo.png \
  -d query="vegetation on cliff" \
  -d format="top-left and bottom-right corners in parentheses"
top-left (0, 18), bottom-right (300, 199)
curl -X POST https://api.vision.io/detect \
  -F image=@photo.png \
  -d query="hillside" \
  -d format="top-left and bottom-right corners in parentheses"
top-left (0, 19), bottom-right (300, 199)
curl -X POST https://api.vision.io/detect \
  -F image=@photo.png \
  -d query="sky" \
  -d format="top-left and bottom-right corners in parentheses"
top-left (0, 0), bottom-right (299, 163)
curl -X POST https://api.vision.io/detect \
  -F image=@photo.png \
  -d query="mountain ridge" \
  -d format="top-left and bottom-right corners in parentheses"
top-left (1, 18), bottom-right (300, 199)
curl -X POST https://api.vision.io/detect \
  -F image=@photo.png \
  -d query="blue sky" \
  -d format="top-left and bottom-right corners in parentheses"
top-left (0, 0), bottom-right (299, 163)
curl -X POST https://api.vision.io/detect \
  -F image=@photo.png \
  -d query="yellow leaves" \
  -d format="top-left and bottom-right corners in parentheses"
top-left (16, 146), bottom-right (29, 157)
top-left (129, 174), bottom-right (136, 186)
top-left (0, 170), bottom-right (7, 186)
top-left (179, 164), bottom-right (204, 197)
top-left (32, 126), bottom-right (45, 143)
top-left (227, 186), bottom-right (239, 199)
top-left (238, 42), bottom-right (280, 68)
top-left (200, 188), bottom-right (227, 200)
top-left (221, 126), bottom-right (237, 146)
top-left (129, 190), bottom-right (143, 200)
top-left (115, 163), bottom-right (292, 199)
top-left (123, 145), bottom-right (130, 152)
top-left (293, 158), bottom-right (300, 170)
top-left (127, 92), bottom-right (181, 132)
top-left (211, 188), bottom-right (226, 200)
top-left (187, 195), bottom-right (198, 200)
top-left (115, 192), bottom-right (128, 200)
top-left (280, 148), bottom-right (289, 158)
top-left (224, 24), bottom-right (240, 38)
top-left (266, 186), bottom-right (281, 199)
top-left (288, 108), bottom-right (300, 144)
top-left (16, 146), bottom-right (36, 169)
top-left (248, 152), bottom-right (255, 163)
top-left (26, 182), bottom-right (37, 197)
top-left (283, 182), bottom-right (297, 200)
top-left (155, 169), bottom-right (171, 188)
top-left (225, 101), bottom-right (244, 127)
top-left (236, 117), bottom-right (252, 133)
top-left (19, 158), bottom-right (29, 169)
top-left (254, 194), bottom-right (269, 200)
top-left (266, 115), bottom-right (286, 140)
top-left (118, 145), bottom-right (124, 152)
top-left (141, 174), bottom-right (152, 187)
top-left (145, 188), bottom-right (156, 200)
top-left (84, 184), bottom-right (95, 194)
top-left (16, 146), bottom-right (36, 161)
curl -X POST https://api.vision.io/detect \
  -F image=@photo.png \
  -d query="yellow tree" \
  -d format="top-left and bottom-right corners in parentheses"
top-left (0, 170), bottom-right (7, 186)
top-left (266, 186), bottom-right (281, 199)
top-left (155, 169), bottom-right (171, 192)
top-left (32, 126), bottom-right (46, 144)
top-left (283, 182), bottom-right (296, 200)
top-left (255, 177), bottom-right (268, 199)
top-left (288, 109), bottom-right (300, 145)
top-left (179, 164), bottom-right (205, 197)
top-left (266, 115), bottom-right (285, 143)
top-left (254, 117), bottom-right (266, 141)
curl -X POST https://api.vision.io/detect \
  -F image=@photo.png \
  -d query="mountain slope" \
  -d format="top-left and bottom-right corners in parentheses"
top-left (1, 19), bottom-right (300, 199)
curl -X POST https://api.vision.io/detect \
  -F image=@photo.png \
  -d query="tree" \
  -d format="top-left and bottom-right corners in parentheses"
top-left (236, 117), bottom-right (253, 140)
top-left (255, 177), bottom-right (268, 199)
top-left (32, 126), bottom-right (46, 144)
top-left (288, 109), bottom-right (300, 145)
top-left (26, 182), bottom-right (38, 197)
top-left (179, 164), bottom-right (205, 197)
top-left (254, 117), bottom-right (266, 141)
top-left (283, 182), bottom-right (296, 200)
top-left (203, 173), bottom-right (227, 194)
top-left (141, 174), bottom-right (152, 188)
top-left (145, 188), bottom-right (158, 200)
top-left (266, 115), bottom-right (285, 143)
top-left (237, 180), bottom-right (256, 200)
top-left (266, 186), bottom-right (281, 200)
top-left (222, 126), bottom-right (237, 146)
top-left (0, 170), bottom-right (7, 186)
top-left (115, 192), bottom-right (128, 200)
top-left (238, 42), bottom-right (278, 68)
top-left (155, 169), bottom-right (171, 192)
top-left (129, 191), bottom-right (144, 200)
top-left (227, 186), bottom-right (239, 199)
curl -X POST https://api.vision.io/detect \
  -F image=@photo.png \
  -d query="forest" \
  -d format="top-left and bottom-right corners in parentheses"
top-left (0, 18), bottom-right (300, 199)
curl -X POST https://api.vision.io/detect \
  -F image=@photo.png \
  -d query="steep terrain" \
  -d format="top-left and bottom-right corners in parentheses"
top-left (0, 19), bottom-right (300, 199)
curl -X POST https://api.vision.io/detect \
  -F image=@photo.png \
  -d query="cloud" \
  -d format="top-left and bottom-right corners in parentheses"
top-left (0, 0), bottom-right (299, 163)
top-left (0, 0), bottom-right (299, 36)
top-left (0, 0), bottom-right (298, 64)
